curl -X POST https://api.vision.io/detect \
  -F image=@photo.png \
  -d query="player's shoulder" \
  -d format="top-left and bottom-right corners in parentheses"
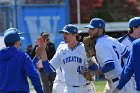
top-left (118, 34), bottom-right (128, 43)
top-left (97, 35), bottom-right (110, 44)
top-left (96, 40), bottom-right (107, 49)
top-left (73, 42), bottom-right (85, 52)
top-left (79, 42), bottom-right (84, 46)
top-left (77, 42), bottom-right (85, 48)
top-left (107, 36), bottom-right (117, 41)
top-left (75, 42), bottom-right (86, 54)
top-left (96, 36), bottom-right (116, 48)
top-left (56, 41), bottom-right (67, 51)
top-left (59, 41), bottom-right (65, 44)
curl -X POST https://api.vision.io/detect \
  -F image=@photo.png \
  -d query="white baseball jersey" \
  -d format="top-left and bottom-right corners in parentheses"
top-left (119, 35), bottom-right (133, 51)
top-left (118, 35), bottom-right (133, 64)
top-left (95, 35), bottom-right (128, 79)
top-left (50, 42), bottom-right (88, 86)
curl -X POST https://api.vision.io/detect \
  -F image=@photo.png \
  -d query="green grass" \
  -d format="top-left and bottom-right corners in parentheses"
top-left (94, 80), bottom-right (106, 93)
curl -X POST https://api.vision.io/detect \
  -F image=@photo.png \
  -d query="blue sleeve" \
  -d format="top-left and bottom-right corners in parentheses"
top-left (101, 62), bottom-right (115, 73)
top-left (42, 60), bottom-right (55, 73)
top-left (32, 56), bottom-right (39, 69)
top-left (116, 55), bottom-right (134, 90)
top-left (88, 62), bottom-right (99, 71)
top-left (24, 54), bottom-right (43, 93)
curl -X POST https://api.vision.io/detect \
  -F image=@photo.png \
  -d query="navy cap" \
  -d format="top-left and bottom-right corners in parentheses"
top-left (4, 28), bottom-right (24, 44)
top-left (85, 18), bottom-right (105, 29)
top-left (129, 17), bottom-right (140, 28)
top-left (59, 24), bottom-right (81, 34)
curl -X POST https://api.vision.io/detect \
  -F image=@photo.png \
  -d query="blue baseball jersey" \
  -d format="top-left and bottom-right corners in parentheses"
top-left (95, 35), bottom-right (129, 79)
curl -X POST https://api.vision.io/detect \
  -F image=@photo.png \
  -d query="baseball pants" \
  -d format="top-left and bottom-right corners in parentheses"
top-left (104, 80), bottom-right (132, 93)
top-left (64, 83), bottom-right (96, 93)
top-left (52, 82), bottom-right (66, 93)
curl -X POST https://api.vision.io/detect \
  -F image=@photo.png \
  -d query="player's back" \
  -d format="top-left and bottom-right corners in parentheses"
top-left (95, 35), bottom-right (128, 79)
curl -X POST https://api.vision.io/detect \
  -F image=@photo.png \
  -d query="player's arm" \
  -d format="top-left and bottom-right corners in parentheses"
top-left (32, 57), bottom-right (39, 69)
top-left (86, 56), bottom-right (100, 76)
top-left (95, 43), bottom-right (116, 74)
top-left (87, 56), bottom-right (99, 71)
top-left (114, 55), bottom-right (134, 92)
top-left (88, 57), bottom-right (115, 76)
top-left (36, 37), bottom-right (61, 73)
top-left (115, 42), bottom-right (138, 91)
top-left (31, 43), bottom-right (47, 69)
top-left (23, 54), bottom-right (43, 93)
top-left (90, 62), bottom-right (115, 76)
top-left (112, 54), bottom-right (133, 93)
top-left (41, 49), bottom-right (63, 74)
top-left (101, 62), bottom-right (115, 73)
top-left (96, 43), bottom-right (116, 73)
top-left (40, 43), bottom-right (56, 73)
top-left (35, 37), bottom-right (54, 73)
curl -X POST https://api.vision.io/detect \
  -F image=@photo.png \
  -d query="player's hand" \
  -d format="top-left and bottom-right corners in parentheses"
top-left (36, 37), bottom-right (46, 50)
top-left (36, 37), bottom-right (48, 60)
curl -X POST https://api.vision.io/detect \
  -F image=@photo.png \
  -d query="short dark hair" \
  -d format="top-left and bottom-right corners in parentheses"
top-left (129, 26), bottom-right (139, 34)
top-left (102, 28), bottom-right (105, 34)
top-left (40, 32), bottom-right (49, 36)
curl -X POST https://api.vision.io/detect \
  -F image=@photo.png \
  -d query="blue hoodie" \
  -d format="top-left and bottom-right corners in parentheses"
top-left (0, 46), bottom-right (43, 93)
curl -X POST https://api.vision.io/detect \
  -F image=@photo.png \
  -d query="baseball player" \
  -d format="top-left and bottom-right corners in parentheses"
top-left (36, 24), bottom-right (99, 93)
top-left (85, 18), bottom-right (132, 93)
top-left (118, 17), bottom-right (140, 92)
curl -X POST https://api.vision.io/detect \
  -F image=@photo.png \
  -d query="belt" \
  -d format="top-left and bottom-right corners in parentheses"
top-left (112, 77), bottom-right (119, 82)
top-left (72, 83), bottom-right (90, 87)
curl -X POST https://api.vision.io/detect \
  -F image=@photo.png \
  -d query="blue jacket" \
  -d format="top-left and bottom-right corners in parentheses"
top-left (117, 38), bottom-right (140, 91)
top-left (0, 46), bottom-right (43, 93)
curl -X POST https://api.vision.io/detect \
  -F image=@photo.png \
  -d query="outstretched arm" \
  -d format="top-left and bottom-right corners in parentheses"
top-left (36, 37), bottom-right (54, 73)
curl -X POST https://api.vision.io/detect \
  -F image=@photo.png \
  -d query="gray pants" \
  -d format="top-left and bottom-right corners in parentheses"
top-left (39, 68), bottom-right (56, 93)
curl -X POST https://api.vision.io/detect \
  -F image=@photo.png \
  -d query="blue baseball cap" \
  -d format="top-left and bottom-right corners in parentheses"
top-left (59, 24), bottom-right (81, 34)
top-left (4, 28), bottom-right (24, 44)
top-left (129, 17), bottom-right (140, 28)
top-left (85, 18), bottom-right (105, 29)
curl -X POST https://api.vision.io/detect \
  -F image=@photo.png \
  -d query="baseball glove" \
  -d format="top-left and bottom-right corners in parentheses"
top-left (83, 36), bottom-right (96, 57)
top-left (81, 67), bottom-right (93, 81)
